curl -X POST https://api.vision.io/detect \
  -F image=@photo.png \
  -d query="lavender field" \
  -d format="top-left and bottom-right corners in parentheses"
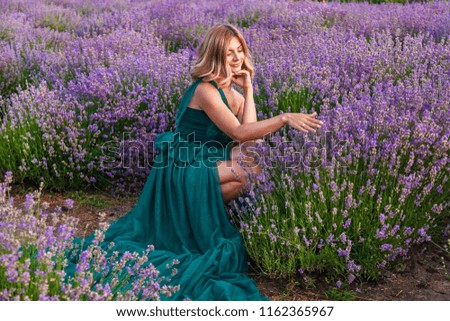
top-left (0, 0), bottom-right (449, 300)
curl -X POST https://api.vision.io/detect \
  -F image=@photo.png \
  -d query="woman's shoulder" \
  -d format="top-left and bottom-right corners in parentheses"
top-left (194, 80), bottom-right (220, 98)
top-left (190, 80), bottom-right (222, 108)
top-left (197, 79), bottom-right (216, 88)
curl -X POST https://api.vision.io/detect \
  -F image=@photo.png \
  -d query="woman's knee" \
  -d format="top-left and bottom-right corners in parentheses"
top-left (216, 160), bottom-right (248, 184)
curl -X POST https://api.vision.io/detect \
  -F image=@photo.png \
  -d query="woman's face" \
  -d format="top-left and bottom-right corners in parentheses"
top-left (226, 37), bottom-right (245, 73)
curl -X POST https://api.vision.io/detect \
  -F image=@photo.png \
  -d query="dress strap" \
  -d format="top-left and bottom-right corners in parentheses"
top-left (208, 80), bottom-right (232, 112)
top-left (175, 78), bottom-right (233, 128)
top-left (175, 78), bottom-right (203, 128)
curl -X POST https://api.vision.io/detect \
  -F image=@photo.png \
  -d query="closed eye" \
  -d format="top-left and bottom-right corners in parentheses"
top-left (227, 46), bottom-right (243, 55)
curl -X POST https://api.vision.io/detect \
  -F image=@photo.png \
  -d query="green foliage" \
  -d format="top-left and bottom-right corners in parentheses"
top-left (65, 190), bottom-right (113, 209)
top-left (0, 59), bottom-right (37, 99)
top-left (0, 116), bottom-right (97, 192)
top-left (0, 28), bottom-right (14, 43)
top-left (0, 244), bottom-right (65, 300)
top-left (235, 145), bottom-right (448, 283)
top-left (163, 24), bottom-right (208, 53)
top-left (76, 5), bottom-right (95, 17)
top-left (39, 14), bottom-right (69, 33)
top-left (324, 288), bottom-right (356, 301)
top-left (277, 87), bottom-right (321, 114)
top-left (228, 12), bottom-right (261, 28)
top-left (320, 16), bottom-right (337, 29)
top-left (0, 118), bottom-right (49, 186)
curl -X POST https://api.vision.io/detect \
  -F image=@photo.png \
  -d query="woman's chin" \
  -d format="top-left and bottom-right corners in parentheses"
top-left (231, 65), bottom-right (242, 72)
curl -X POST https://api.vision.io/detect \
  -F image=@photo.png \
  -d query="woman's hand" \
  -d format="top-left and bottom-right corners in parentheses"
top-left (281, 112), bottom-right (323, 133)
top-left (231, 70), bottom-right (252, 90)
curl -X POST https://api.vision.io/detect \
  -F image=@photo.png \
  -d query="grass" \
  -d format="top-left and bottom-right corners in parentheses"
top-left (65, 190), bottom-right (114, 209)
top-left (324, 288), bottom-right (356, 301)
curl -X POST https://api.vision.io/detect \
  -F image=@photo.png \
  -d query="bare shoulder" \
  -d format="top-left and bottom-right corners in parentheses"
top-left (189, 81), bottom-right (218, 108)
top-left (195, 81), bottom-right (220, 100)
top-left (193, 81), bottom-right (226, 110)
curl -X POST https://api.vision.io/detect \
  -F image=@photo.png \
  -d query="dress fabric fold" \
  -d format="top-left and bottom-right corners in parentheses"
top-left (67, 79), bottom-right (268, 301)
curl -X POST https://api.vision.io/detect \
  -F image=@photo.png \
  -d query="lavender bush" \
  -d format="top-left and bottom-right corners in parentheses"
top-left (227, 1), bottom-right (449, 284)
top-left (0, 0), bottom-right (449, 287)
top-left (0, 172), bottom-right (179, 300)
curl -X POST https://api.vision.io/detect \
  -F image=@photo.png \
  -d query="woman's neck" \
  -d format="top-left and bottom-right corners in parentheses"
top-left (217, 77), bottom-right (232, 92)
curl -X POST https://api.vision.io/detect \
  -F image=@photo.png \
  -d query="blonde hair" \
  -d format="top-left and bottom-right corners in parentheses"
top-left (190, 24), bottom-right (254, 87)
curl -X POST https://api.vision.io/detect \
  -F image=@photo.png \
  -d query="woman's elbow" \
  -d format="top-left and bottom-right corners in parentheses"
top-left (229, 126), bottom-right (249, 142)
top-left (230, 129), bottom-right (258, 143)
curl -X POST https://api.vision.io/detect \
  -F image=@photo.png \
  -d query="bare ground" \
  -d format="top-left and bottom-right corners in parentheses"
top-left (12, 191), bottom-right (450, 301)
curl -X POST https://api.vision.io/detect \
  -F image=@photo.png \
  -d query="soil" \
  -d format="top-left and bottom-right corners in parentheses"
top-left (251, 246), bottom-right (450, 301)
top-left (11, 191), bottom-right (450, 301)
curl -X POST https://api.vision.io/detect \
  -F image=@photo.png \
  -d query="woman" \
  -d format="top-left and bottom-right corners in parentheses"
top-left (69, 24), bottom-right (322, 301)
top-left (178, 24), bottom-right (322, 203)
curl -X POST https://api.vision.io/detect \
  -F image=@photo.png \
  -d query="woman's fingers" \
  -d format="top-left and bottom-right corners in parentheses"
top-left (286, 112), bottom-right (324, 133)
top-left (296, 124), bottom-right (309, 133)
top-left (307, 113), bottom-right (320, 120)
top-left (307, 118), bottom-right (323, 128)
top-left (300, 123), bottom-right (316, 132)
top-left (232, 70), bottom-right (252, 89)
top-left (232, 70), bottom-right (249, 78)
top-left (297, 116), bottom-right (322, 130)
top-left (306, 114), bottom-right (324, 127)
top-left (292, 119), bottom-right (315, 133)
top-left (234, 70), bottom-right (249, 75)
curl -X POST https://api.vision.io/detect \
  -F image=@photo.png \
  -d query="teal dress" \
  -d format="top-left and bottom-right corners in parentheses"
top-left (68, 79), bottom-right (267, 301)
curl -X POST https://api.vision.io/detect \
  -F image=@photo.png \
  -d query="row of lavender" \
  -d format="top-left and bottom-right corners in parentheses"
top-left (0, 0), bottom-right (448, 192)
top-left (232, 0), bottom-right (450, 284)
top-left (0, 172), bottom-right (180, 300)
top-left (1, 0), bottom-right (449, 297)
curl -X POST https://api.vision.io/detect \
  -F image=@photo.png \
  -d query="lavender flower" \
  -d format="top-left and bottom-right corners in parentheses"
top-left (1, 0), bottom-right (448, 290)
top-left (65, 198), bottom-right (74, 210)
top-left (0, 173), bottom-right (179, 300)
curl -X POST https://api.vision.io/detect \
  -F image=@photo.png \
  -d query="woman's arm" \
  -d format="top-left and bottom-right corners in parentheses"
top-left (241, 86), bottom-right (257, 124)
top-left (196, 82), bottom-right (323, 143)
top-left (233, 70), bottom-right (256, 124)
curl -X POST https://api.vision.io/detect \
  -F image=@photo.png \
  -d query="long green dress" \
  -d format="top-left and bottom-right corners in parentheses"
top-left (69, 79), bottom-right (267, 301)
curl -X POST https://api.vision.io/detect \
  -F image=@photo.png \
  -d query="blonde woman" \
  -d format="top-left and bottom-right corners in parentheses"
top-left (69, 24), bottom-right (322, 301)
top-left (185, 24), bottom-right (322, 203)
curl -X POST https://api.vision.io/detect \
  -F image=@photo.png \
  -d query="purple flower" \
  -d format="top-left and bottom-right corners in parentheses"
top-left (326, 233), bottom-right (334, 243)
top-left (312, 183), bottom-right (319, 192)
top-left (0, 0), bottom-right (448, 294)
top-left (348, 273), bottom-right (356, 285)
top-left (418, 228), bottom-right (427, 237)
top-left (377, 261), bottom-right (387, 269)
top-left (65, 198), bottom-right (74, 210)
top-left (343, 219), bottom-right (351, 229)
top-left (23, 193), bottom-right (35, 211)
